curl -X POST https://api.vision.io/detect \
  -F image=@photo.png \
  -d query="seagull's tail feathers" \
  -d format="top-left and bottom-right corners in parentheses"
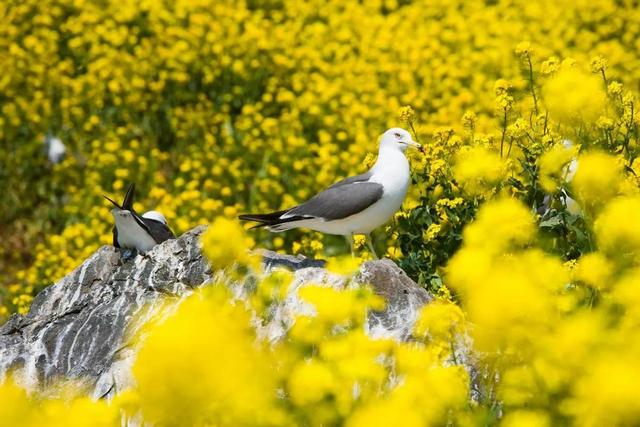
top-left (238, 210), bottom-right (288, 225)
top-left (238, 210), bottom-right (310, 232)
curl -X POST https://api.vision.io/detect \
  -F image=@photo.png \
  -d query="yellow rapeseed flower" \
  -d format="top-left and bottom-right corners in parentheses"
top-left (200, 217), bottom-right (257, 270)
top-left (453, 146), bottom-right (507, 196)
top-left (572, 152), bottom-right (622, 208)
top-left (538, 142), bottom-right (578, 193)
top-left (132, 287), bottom-right (286, 426)
top-left (543, 67), bottom-right (607, 123)
top-left (594, 196), bottom-right (640, 263)
top-left (287, 359), bottom-right (336, 406)
top-left (414, 301), bottom-right (465, 343)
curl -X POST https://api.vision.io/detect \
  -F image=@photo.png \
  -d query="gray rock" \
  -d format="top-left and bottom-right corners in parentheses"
top-left (261, 250), bottom-right (327, 270)
top-left (0, 226), bottom-right (210, 398)
top-left (0, 227), bottom-right (437, 399)
top-left (360, 259), bottom-right (433, 340)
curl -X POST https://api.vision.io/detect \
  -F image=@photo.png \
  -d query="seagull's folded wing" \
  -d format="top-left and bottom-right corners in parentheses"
top-left (284, 181), bottom-right (384, 221)
top-left (143, 218), bottom-right (176, 243)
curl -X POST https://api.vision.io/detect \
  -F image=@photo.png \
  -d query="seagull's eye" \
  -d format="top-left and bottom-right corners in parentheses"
top-left (394, 132), bottom-right (402, 139)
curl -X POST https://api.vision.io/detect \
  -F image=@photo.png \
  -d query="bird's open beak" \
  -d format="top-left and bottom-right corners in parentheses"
top-left (407, 140), bottom-right (424, 153)
top-left (103, 195), bottom-right (123, 209)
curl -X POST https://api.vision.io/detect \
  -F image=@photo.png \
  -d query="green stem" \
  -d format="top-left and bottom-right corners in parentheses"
top-left (624, 102), bottom-right (634, 166)
top-left (506, 136), bottom-right (514, 157)
top-left (408, 120), bottom-right (421, 144)
top-left (600, 68), bottom-right (608, 89)
top-left (527, 54), bottom-right (539, 115)
top-left (500, 109), bottom-right (507, 157)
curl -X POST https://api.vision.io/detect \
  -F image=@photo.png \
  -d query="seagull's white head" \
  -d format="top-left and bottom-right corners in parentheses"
top-left (379, 127), bottom-right (422, 153)
top-left (142, 210), bottom-right (168, 224)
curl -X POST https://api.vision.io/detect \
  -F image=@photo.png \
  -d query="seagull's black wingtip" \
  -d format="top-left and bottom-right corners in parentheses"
top-left (103, 194), bottom-right (122, 209)
top-left (122, 182), bottom-right (136, 210)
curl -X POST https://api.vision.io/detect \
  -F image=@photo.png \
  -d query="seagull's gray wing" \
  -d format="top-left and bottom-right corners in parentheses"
top-left (328, 171), bottom-right (373, 189)
top-left (285, 178), bottom-right (383, 221)
top-left (143, 218), bottom-right (175, 243)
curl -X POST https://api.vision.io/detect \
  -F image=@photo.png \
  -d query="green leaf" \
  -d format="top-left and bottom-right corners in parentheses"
top-left (539, 216), bottom-right (563, 228)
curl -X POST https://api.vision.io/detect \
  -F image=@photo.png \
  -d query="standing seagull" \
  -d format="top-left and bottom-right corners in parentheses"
top-left (104, 183), bottom-right (175, 257)
top-left (239, 128), bottom-right (422, 257)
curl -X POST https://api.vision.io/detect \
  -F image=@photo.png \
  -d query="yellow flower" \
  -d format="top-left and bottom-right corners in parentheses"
top-left (201, 217), bottom-right (257, 270)
top-left (346, 397), bottom-right (423, 427)
top-left (501, 410), bottom-right (550, 427)
top-left (538, 142), bottom-right (578, 192)
top-left (461, 111), bottom-right (477, 131)
top-left (566, 352), bottom-right (640, 426)
top-left (572, 152), bottom-right (622, 208)
top-left (608, 81), bottom-right (623, 95)
top-left (574, 252), bottom-right (613, 290)
top-left (494, 79), bottom-right (512, 95)
top-left (465, 198), bottom-right (534, 253)
top-left (453, 146), bottom-right (507, 196)
top-left (541, 56), bottom-right (559, 75)
top-left (326, 255), bottom-right (360, 276)
top-left (515, 41), bottom-right (532, 57)
top-left (287, 359), bottom-right (336, 406)
top-left (595, 116), bottom-right (614, 130)
top-left (422, 223), bottom-right (442, 242)
top-left (298, 285), bottom-right (383, 326)
top-left (385, 245), bottom-right (402, 259)
top-left (399, 105), bottom-right (415, 124)
top-left (414, 301), bottom-right (465, 343)
top-left (594, 196), bottom-right (640, 263)
top-left (543, 67), bottom-right (607, 123)
top-left (252, 269), bottom-right (294, 313)
top-left (0, 377), bottom-right (118, 427)
top-left (590, 55), bottom-right (607, 73)
top-left (132, 287), bottom-right (286, 426)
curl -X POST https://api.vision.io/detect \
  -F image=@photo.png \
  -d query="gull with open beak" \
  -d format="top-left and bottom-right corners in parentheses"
top-left (104, 183), bottom-right (175, 258)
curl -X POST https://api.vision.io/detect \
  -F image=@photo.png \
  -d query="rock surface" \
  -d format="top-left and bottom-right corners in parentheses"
top-left (0, 226), bottom-right (434, 399)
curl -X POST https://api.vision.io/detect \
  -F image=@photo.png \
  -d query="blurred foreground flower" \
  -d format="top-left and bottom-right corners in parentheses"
top-left (543, 67), bottom-right (607, 123)
top-left (201, 217), bottom-right (258, 271)
top-left (453, 146), bottom-right (507, 196)
top-left (0, 378), bottom-right (118, 427)
top-left (130, 287), bottom-right (287, 426)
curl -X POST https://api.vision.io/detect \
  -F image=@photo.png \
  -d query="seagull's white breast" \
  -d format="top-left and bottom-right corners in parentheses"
top-left (112, 210), bottom-right (157, 253)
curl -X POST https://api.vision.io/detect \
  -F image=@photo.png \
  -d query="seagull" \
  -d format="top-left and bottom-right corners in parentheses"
top-left (44, 135), bottom-right (66, 164)
top-left (103, 183), bottom-right (175, 257)
top-left (239, 128), bottom-right (422, 258)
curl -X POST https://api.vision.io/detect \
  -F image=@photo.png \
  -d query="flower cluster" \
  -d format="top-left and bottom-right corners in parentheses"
top-left (4, 182), bottom-right (640, 425)
top-left (4, 0), bottom-right (640, 314)
top-left (2, 0), bottom-right (640, 424)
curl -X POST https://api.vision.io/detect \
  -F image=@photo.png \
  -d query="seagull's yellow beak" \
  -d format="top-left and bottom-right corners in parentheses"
top-left (407, 140), bottom-right (424, 153)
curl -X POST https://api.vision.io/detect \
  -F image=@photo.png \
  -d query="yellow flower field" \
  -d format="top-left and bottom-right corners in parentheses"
top-left (1, 0), bottom-right (640, 425)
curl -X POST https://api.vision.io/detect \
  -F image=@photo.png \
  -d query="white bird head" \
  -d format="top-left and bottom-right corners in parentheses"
top-left (142, 210), bottom-right (168, 224)
top-left (379, 127), bottom-right (422, 153)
